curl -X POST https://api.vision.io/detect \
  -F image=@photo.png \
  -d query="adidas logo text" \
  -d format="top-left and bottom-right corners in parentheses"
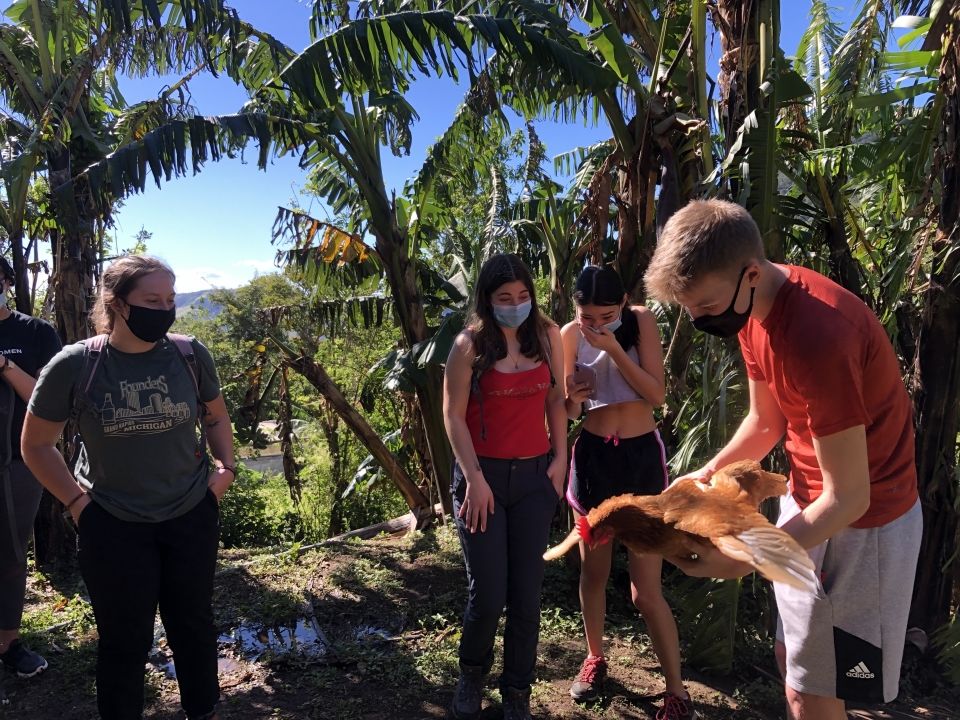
top-left (845, 662), bottom-right (875, 679)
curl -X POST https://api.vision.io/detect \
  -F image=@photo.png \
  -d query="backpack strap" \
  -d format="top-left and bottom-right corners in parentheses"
top-left (166, 333), bottom-right (208, 459)
top-left (70, 334), bottom-right (108, 424)
top-left (166, 334), bottom-right (202, 408)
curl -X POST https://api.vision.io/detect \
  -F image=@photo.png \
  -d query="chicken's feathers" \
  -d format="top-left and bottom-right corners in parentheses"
top-left (714, 526), bottom-right (817, 592)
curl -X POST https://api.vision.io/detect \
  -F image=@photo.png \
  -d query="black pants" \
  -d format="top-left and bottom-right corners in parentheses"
top-left (78, 490), bottom-right (220, 720)
top-left (452, 454), bottom-right (559, 692)
top-left (0, 461), bottom-right (43, 630)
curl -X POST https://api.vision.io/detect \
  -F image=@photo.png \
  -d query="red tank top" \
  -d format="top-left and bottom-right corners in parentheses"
top-left (466, 362), bottom-right (552, 459)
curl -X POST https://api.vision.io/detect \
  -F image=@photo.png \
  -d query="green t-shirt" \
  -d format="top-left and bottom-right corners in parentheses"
top-left (28, 337), bottom-right (221, 522)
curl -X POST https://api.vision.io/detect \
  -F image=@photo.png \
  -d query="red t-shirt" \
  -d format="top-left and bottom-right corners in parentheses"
top-left (466, 362), bottom-right (552, 459)
top-left (739, 265), bottom-right (917, 528)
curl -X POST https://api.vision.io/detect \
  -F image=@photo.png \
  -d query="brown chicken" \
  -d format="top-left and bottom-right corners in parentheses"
top-left (544, 460), bottom-right (817, 592)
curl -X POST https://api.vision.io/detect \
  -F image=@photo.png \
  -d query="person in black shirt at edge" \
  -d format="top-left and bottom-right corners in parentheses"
top-left (0, 256), bottom-right (62, 677)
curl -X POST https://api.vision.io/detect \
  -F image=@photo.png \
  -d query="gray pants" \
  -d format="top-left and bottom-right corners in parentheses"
top-left (452, 454), bottom-right (560, 692)
top-left (0, 460), bottom-right (43, 630)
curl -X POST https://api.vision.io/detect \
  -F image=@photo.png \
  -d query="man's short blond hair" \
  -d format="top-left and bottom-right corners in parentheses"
top-left (645, 199), bottom-right (765, 302)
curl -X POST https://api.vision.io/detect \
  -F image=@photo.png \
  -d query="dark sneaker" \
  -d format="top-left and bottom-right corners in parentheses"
top-left (0, 640), bottom-right (48, 678)
top-left (450, 663), bottom-right (484, 719)
top-left (501, 686), bottom-right (532, 720)
top-left (570, 654), bottom-right (607, 702)
top-left (656, 691), bottom-right (698, 720)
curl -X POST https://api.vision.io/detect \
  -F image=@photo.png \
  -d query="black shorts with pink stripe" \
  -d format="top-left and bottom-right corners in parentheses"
top-left (566, 428), bottom-right (669, 515)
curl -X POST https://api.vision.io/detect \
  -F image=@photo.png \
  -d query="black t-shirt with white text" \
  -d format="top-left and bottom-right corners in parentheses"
top-left (0, 310), bottom-right (62, 462)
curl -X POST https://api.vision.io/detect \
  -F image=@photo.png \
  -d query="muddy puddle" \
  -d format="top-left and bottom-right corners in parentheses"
top-left (148, 616), bottom-right (396, 680)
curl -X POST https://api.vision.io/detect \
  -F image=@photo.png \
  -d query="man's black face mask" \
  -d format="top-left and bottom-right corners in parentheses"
top-left (691, 267), bottom-right (755, 338)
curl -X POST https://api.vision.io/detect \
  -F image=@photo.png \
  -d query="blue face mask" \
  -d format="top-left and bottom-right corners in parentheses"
top-left (605, 315), bottom-right (623, 333)
top-left (492, 300), bottom-right (532, 328)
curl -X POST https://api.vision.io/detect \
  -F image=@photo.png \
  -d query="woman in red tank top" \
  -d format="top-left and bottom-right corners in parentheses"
top-left (443, 253), bottom-right (567, 720)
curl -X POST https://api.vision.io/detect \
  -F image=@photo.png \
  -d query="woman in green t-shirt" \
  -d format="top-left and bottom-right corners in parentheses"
top-left (22, 255), bottom-right (235, 720)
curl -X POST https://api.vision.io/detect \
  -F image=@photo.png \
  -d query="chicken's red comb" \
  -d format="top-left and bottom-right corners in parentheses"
top-left (576, 516), bottom-right (594, 545)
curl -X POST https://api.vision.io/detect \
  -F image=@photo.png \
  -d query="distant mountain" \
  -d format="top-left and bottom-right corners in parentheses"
top-left (176, 289), bottom-right (227, 317)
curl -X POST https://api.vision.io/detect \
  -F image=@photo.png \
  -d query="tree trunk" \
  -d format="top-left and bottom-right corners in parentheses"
top-left (9, 231), bottom-right (31, 315)
top-left (415, 368), bottom-right (453, 512)
top-left (35, 153), bottom-right (98, 566)
top-left (284, 353), bottom-right (432, 517)
top-left (277, 366), bottom-right (302, 502)
top-left (910, 5), bottom-right (960, 633)
top-left (713, 0), bottom-right (760, 168)
top-left (818, 173), bottom-right (868, 303)
top-left (548, 246), bottom-right (573, 326)
top-left (49, 150), bottom-right (97, 344)
top-left (616, 165), bottom-right (653, 299)
top-left (319, 403), bottom-right (347, 537)
top-left (402, 394), bottom-right (437, 507)
top-left (374, 224), bottom-right (453, 512)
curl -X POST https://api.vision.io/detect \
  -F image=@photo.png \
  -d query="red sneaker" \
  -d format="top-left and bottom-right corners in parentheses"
top-left (569, 654), bottom-right (607, 702)
top-left (656, 691), bottom-right (699, 720)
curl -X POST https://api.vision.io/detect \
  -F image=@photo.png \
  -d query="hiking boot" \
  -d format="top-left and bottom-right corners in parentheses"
top-left (501, 686), bottom-right (532, 720)
top-left (0, 640), bottom-right (48, 678)
top-left (450, 663), bottom-right (484, 719)
top-left (656, 691), bottom-right (698, 720)
top-left (569, 654), bottom-right (607, 702)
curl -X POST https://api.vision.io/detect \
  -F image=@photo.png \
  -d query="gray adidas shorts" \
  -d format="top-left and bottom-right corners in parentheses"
top-left (775, 492), bottom-right (922, 703)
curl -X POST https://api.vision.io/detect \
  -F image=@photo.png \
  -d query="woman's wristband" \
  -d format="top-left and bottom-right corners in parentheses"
top-left (62, 489), bottom-right (87, 522)
top-left (64, 490), bottom-right (86, 511)
top-left (219, 463), bottom-right (236, 476)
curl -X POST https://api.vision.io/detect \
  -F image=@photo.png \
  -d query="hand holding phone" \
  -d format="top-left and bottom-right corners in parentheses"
top-left (571, 363), bottom-right (597, 400)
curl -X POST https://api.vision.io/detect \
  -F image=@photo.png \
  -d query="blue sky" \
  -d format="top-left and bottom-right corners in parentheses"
top-left (97, 2), bottom-right (854, 290)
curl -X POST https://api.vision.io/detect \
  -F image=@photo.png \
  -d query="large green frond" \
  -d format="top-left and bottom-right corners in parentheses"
top-left (64, 112), bottom-right (314, 213)
top-left (279, 6), bottom-right (618, 114)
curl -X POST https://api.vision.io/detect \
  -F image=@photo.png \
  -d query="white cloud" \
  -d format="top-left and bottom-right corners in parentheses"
top-left (175, 266), bottom-right (245, 293)
top-left (174, 259), bottom-right (284, 292)
top-left (234, 259), bottom-right (277, 272)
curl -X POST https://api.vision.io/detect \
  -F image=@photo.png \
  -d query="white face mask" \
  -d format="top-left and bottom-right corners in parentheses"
top-left (604, 315), bottom-right (622, 333)
top-left (579, 305), bottom-right (624, 333)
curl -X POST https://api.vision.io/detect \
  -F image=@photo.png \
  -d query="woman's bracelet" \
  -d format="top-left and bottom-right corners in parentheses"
top-left (64, 490), bottom-right (86, 511)
top-left (219, 463), bottom-right (236, 476)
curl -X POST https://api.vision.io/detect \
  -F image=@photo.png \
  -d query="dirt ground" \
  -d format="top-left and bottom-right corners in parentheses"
top-left (3, 525), bottom-right (957, 719)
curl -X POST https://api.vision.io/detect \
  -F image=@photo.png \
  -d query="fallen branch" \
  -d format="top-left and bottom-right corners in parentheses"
top-left (215, 504), bottom-right (444, 577)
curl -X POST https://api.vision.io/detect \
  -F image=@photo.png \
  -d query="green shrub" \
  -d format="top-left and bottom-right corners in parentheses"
top-left (218, 467), bottom-right (301, 548)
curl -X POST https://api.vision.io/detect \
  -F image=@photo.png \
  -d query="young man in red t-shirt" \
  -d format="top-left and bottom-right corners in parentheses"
top-left (644, 199), bottom-right (921, 720)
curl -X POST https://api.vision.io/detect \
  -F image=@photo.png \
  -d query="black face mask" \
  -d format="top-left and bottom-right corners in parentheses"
top-left (691, 267), bottom-right (755, 338)
top-left (125, 303), bottom-right (176, 343)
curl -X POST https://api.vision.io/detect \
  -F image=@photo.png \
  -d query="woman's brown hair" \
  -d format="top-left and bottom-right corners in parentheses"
top-left (90, 255), bottom-right (176, 334)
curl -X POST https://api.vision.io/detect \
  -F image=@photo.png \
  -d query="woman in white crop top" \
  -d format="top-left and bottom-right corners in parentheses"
top-left (560, 266), bottom-right (696, 719)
